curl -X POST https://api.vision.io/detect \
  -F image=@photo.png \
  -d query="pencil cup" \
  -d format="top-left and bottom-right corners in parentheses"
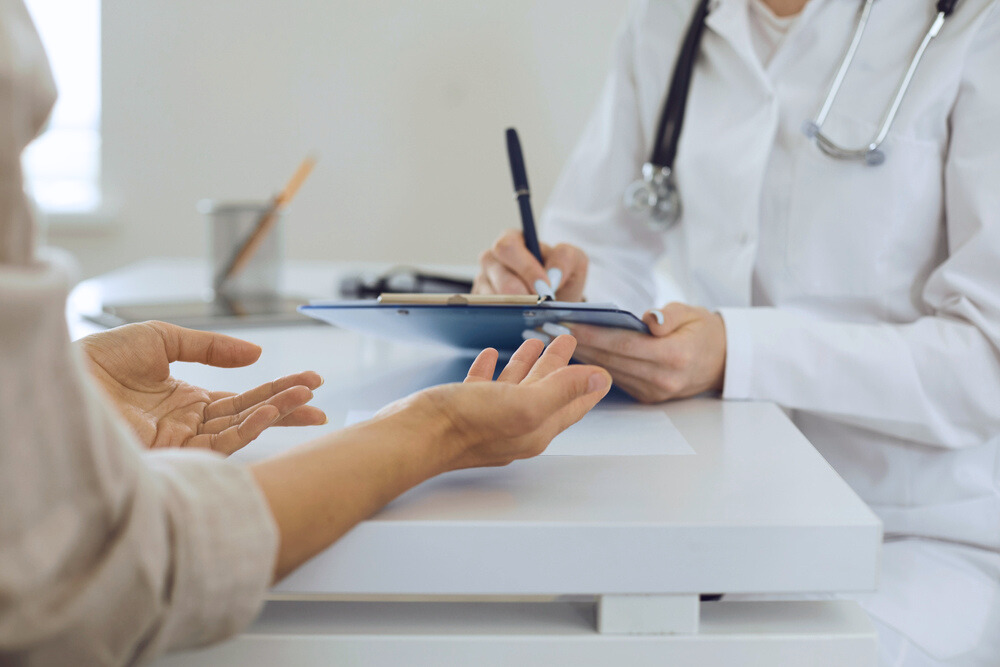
top-left (200, 200), bottom-right (284, 302)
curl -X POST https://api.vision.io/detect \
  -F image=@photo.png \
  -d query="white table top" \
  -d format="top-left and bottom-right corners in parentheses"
top-left (71, 259), bottom-right (882, 598)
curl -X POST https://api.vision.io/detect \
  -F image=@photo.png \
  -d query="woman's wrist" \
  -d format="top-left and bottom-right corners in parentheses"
top-left (372, 389), bottom-right (467, 476)
top-left (252, 396), bottom-right (464, 581)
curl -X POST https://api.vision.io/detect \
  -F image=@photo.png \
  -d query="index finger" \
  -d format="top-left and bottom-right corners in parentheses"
top-left (565, 324), bottom-right (653, 362)
top-left (492, 231), bottom-right (550, 292)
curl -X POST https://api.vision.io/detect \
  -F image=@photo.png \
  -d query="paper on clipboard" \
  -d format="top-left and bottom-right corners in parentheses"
top-left (300, 293), bottom-right (649, 353)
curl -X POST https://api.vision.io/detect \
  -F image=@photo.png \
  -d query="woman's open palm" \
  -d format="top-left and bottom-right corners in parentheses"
top-left (78, 321), bottom-right (326, 454)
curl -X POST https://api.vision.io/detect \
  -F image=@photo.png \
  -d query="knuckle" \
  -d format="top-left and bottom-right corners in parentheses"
top-left (615, 337), bottom-right (636, 357)
top-left (472, 275), bottom-right (488, 294)
top-left (661, 344), bottom-right (686, 369)
top-left (551, 243), bottom-right (571, 258)
top-left (635, 391), bottom-right (658, 405)
top-left (495, 232), bottom-right (521, 254)
top-left (510, 403), bottom-right (541, 427)
top-left (499, 276), bottom-right (528, 295)
top-left (655, 374), bottom-right (676, 394)
top-left (659, 375), bottom-right (684, 398)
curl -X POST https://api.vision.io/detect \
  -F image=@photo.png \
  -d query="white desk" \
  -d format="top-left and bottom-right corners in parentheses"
top-left (72, 259), bottom-right (883, 666)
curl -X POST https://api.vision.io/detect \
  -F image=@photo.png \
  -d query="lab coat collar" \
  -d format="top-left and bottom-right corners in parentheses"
top-left (704, 0), bottom-right (765, 82)
top-left (705, 0), bottom-right (834, 78)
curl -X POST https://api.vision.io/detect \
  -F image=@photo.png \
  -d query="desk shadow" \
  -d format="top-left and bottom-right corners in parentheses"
top-left (321, 356), bottom-right (474, 413)
top-left (320, 352), bottom-right (638, 425)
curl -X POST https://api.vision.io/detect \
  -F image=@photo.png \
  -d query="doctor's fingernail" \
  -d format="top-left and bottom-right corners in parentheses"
top-left (547, 268), bottom-right (563, 293)
top-left (534, 279), bottom-right (555, 300)
top-left (646, 309), bottom-right (665, 325)
top-left (522, 329), bottom-right (552, 344)
top-left (541, 322), bottom-right (572, 338)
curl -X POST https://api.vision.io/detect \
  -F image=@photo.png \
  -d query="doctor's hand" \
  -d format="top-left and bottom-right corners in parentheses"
top-left (569, 303), bottom-right (726, 404)
top-left (379, 335), bottom-right (611, 468)
top-left (78, 321), bottom-right (327, 453)
top-left (473, 230), bottom-right (588, 302)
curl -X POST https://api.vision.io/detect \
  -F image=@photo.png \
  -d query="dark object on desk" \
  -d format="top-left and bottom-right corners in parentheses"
top-left (339, 267), bottom-right (473, 299)
top-left (85, 295), bottom-right (315, 330)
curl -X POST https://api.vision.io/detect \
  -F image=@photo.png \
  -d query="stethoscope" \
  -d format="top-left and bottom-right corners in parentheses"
top-left (624, 0), bottom-right (961, 230)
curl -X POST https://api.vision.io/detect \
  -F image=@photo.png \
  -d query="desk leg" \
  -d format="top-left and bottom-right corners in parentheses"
top-left (597, 594), bottom-right (699, 634)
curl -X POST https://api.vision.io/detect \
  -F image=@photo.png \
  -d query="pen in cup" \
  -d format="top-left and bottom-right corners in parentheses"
top-left (505, 128), bottom-right (558, 301)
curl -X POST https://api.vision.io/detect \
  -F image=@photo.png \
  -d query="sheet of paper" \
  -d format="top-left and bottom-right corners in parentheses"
top-left (345, 405), bottom-right (694, 456)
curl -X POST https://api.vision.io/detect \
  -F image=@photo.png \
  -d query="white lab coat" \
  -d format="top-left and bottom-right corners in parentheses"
top-left (542, 0), bottom-right (1000, 662)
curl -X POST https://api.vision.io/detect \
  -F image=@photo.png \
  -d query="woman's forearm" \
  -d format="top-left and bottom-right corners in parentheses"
top-left (250, 339), bottom-right (611, 582)
top-left (250, 402), bottom-right (456, 581)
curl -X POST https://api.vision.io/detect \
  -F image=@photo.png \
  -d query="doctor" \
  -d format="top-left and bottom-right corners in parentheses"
top-left (475, 0), bottom-right (1000, 664)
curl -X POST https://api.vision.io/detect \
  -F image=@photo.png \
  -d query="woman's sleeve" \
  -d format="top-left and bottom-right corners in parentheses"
top-left (542, 0), bottom-right (672, 315)
top-left (719, 8), bottom-right (1000, 448)
top-left (0, 259), bottom-right (279, 664)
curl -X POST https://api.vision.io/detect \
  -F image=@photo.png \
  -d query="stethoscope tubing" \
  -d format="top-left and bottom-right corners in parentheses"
top-left (650, 0), bottom-right (713, 170)
top-left (626, 0), bottom-right (963, 229)
top-left (807, 0), bottom-right (952, 164)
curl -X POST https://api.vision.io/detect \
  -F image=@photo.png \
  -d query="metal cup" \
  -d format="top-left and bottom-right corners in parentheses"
top-left (199, 200), bottom-right (284, 304)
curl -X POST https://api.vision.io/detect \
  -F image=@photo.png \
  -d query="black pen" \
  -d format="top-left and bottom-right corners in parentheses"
top-left (505, 128), bottom-right (555, 300)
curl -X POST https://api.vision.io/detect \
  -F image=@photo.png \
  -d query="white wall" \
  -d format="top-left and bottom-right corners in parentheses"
top-left (50, 1), bottom-right (626, 279)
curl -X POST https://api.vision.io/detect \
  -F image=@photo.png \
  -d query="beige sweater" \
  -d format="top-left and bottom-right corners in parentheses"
top-left (0, 3), bottom-right (278, 664)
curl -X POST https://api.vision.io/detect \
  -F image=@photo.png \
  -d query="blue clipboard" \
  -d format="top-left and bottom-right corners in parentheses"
top-left (299, 294), bottom-right (649, 353)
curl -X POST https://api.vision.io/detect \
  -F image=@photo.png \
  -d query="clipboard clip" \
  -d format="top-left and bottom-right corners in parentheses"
top-left (377, 293), bottom-right (545, 306)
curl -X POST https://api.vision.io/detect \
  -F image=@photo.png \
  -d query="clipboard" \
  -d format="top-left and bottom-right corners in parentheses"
top-left (299, 293), bottom-right (650, 353)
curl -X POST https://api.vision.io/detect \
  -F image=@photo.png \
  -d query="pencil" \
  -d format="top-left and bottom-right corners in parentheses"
top-left (215, 155), bottom-right (317, 290)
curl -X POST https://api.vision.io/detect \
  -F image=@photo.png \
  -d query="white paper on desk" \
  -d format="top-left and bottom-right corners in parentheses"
top-left (345, 405), bottom-right (694, 456)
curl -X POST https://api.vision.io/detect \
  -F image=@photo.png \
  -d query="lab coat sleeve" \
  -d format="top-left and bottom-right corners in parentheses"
top-left (0, 259), bottom-right (279, 664)
top-left (541, 0), bottom-right (671, 316)
top-left (719, 8), bottom-right (1000, 448)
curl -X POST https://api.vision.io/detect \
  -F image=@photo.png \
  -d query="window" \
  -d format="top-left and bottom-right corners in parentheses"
top-left (22, 0), bottom-right (101, 214)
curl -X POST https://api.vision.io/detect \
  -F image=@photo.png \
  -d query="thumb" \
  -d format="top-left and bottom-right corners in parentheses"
top-left (149, 321), bottom-right (263, 367)
top-left (643, 302), bottom-right (700, 337)
top-left (530, 364), bottom-right (611, 417)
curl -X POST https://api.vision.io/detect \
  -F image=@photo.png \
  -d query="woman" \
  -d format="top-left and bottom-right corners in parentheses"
top-left (475, 0), bottom-right (1000, 664)
top-left (0, 3), bottom-right (612, 664)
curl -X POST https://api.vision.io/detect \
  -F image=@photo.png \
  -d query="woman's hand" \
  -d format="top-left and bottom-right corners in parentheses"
top-left (569, 302), bottom-right (726, 404)
top-left (254, 335), bottom-right (611, 580)
top-left (78, 321), bottom-right (326, 454)
top-left (380, 335), bottom-right (612, 469)
top-left (473, 230), bottom-right (589, 302)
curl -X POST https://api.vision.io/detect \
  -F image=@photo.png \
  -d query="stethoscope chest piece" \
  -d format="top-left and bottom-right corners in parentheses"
top-left (624, 162), bottom-right (682, 230)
